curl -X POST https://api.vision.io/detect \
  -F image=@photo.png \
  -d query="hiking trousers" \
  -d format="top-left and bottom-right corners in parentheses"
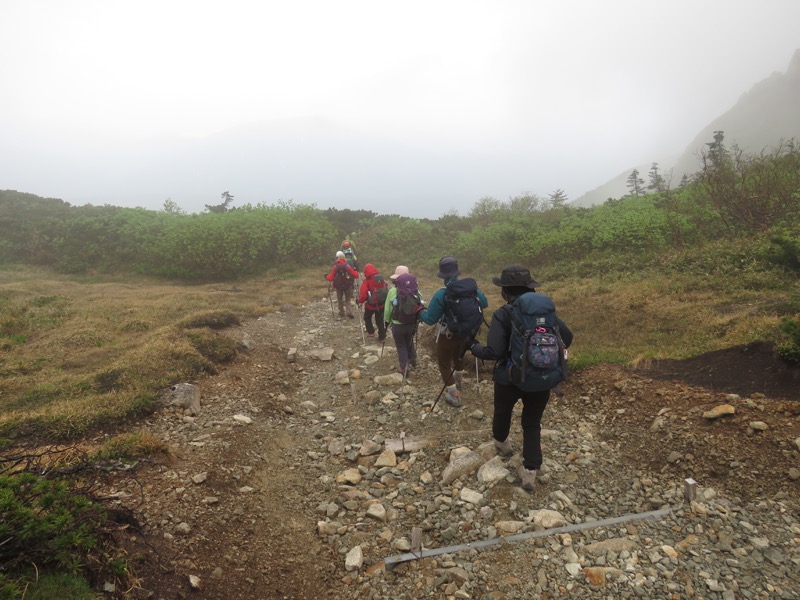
top-left (334, 286), bottom-right (354, 317)
top-left (492, 382), bottom-right (550, 470)
top-left (436, 333), bottom-right (469, 386)
top-left (364, 306), bottom-right (387, 340)
top-left (390, 323), bottom-right (417, 371)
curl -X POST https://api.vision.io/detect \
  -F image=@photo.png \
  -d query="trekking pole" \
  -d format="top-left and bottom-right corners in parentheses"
top-left (328, 284), bottom-right (335, 317)
top-left (422, 367), bottom-right (456, 420)
top-left (356, 303), bottom-right (366, 344)
top-left (475, 355), bottom-right (480, 397)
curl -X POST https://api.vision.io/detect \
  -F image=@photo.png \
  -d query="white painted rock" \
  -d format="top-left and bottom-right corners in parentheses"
top-left (530, 509), bottom-right (567, 528)
top-left (441, 451), bottom-right (485, 485)
top-left (374, 373), bottom-right (404, 385)
top-left (459, 487), bottom-right (484, 505)
top-left (374, 449), bottom-right (397, 467)
top-left (477, 456), bottom-right (510, 485)
top-left (302, 348), bottom-right (335, 361)
top-left (495, 520), bottom-right (525, 534)
top-left (345, 545), bottom-right (364, 571)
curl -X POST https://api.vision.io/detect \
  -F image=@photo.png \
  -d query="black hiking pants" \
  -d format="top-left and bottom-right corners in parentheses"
top-left (492, 383), bottom-right (550, 470)
top-left (363, 305), bottom-right (386, 341)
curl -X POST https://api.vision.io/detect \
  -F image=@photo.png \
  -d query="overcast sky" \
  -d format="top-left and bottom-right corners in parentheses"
top-left (1, 0), bottom-right (799, 217)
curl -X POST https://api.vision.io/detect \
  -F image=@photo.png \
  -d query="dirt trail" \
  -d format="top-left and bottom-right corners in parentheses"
top-left (111, 296), bottom-right (799, 599)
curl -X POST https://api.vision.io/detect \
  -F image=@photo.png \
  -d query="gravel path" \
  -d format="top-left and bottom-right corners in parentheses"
top-left (126, 294), bottom-right (800, 599)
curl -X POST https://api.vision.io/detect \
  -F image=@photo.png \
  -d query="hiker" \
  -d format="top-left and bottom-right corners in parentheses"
top-left (341, 240), bottom-right (360, 272)
top-left (356, 263), bottom-right (388, 342)
top-left (469, 265), bottom-right (573, 491)
top-left (325, 251), bottom-right (359, 319)
top-left (384, 265), bottom-right (424, 375)
top-left (419, 256), bottom-right (488, 408)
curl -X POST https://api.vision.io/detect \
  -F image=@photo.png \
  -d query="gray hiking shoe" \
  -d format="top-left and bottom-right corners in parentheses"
top-left (517, 465), bottom-right (538, 491)
top-left (443, 387), bottom-right (461, 407)
top-left (453, 370), bottom-right (464, 390)
top-left (493, 437), bottom-right (513, 456)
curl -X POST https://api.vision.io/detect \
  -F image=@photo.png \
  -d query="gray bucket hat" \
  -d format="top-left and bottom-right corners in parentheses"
top-left (436, 256), bottom-right (460, 279)
top-left (491, 264), bottom-right (541, 289)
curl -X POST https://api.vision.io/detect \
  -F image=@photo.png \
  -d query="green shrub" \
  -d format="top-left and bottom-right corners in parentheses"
top-left (1, 571), bottom-right (100, 600)
top-left (0, 471), bottom-right (120, 595)
top-left (776, 317), bottom-right (800, 364)
top-left (775, 341), bottom-right (800, 365)
top-left (760, 233), bottom-right (800, 274)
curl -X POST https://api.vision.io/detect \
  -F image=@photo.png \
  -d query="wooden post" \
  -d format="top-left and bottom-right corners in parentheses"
top-left (684, 478), bottom-right (697, 504)
top-left (411, 527), bottom-right (422, 553)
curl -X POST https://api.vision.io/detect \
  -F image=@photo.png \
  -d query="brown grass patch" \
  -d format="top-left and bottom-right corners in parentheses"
top-left (0, 268), bottom-right (325, 442)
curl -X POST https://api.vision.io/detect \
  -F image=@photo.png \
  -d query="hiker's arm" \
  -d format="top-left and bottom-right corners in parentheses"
top-left (470, 308), bottom-right (509, 361)
top-left (556, 316), bottom-right (573, 348)
top-left (383, 288), bottom-right (396, 324)
top-left (357, 281), bottom-right (368, 304)
top-left (418, 289), bottom-right (444, 325)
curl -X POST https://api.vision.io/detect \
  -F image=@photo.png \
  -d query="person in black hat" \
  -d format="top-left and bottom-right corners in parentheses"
top-left (419, 256), bottom-right (488, 407)
top-left (469, 264), bottom-right (573, 491)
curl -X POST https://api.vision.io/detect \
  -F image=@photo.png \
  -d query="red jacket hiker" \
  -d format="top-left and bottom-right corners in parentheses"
top-left (355, 263), bottom-right (387, 340)
top-left (357, 263), bottom-right (387, 309)
top-left (325, 258), bottom-right (359, 288)
top-left (325, 255), bottom-right (360, 318)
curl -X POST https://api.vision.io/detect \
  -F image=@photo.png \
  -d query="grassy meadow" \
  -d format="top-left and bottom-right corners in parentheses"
top-left (0, 265), bottom-right (313, 439)
top-left (2, 250), bottom-right (796, 441)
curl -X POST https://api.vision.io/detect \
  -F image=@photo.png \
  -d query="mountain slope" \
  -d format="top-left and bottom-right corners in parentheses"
top-left (573, 49), bottom-right (800, 207)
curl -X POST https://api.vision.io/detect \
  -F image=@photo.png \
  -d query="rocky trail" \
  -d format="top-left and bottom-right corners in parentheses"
top-left (108, 295), bottom-right (800, 599)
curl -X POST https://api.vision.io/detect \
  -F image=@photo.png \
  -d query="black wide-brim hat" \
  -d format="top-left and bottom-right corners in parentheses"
top-left (492, 264), bottom-right (541, 289)
top-left (437, 256), bottom-right (461, 279)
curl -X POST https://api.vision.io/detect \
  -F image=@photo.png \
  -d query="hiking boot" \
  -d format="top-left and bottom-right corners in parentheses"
top-left (517, 465), bottom-right (538, 491)
top-left (443, 387), bottom-right (461, 407)
top-left (453, 370), bottom-right (465, 390)
top-left (494, 437), bottom-right (513, 456)
top-left (347, 313), bottom-right (354, 319)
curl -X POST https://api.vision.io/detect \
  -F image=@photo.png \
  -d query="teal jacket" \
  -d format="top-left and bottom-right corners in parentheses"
top-left (419, 277), bottom-right (488, 326)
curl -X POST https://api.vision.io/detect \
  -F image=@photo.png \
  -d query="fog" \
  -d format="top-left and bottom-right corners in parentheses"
top-left (1, 0), bottom-right (799, 218)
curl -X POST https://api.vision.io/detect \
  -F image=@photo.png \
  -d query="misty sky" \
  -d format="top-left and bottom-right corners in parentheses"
top-left (2, 0), bottom-right (799, 218)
